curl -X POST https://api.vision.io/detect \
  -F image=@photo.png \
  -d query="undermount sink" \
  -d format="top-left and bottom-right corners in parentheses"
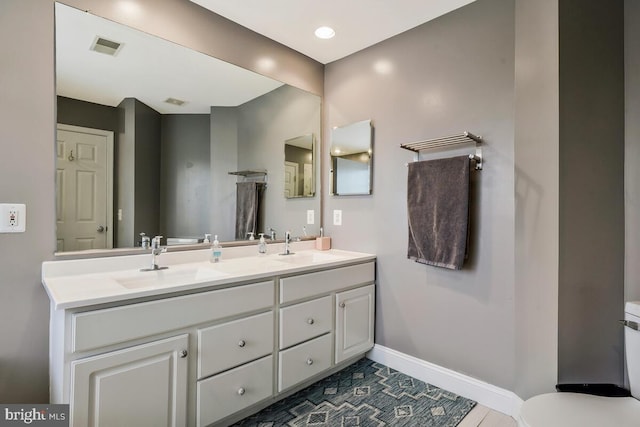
top-left (115, 267), bottom-right (229, 289)
top-left (275, 251), bottom-right (347, 264)
top-left (207, 257), bottom-right (289, 275)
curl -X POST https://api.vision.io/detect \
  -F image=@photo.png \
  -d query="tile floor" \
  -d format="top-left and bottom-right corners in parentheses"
top-left (459, 405), bottom-right (517, 427)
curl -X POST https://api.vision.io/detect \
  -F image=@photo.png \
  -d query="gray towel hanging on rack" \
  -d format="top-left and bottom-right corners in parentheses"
top-left (235, 182), bottom-right (266, 240)
top-left (407, 156), bottom-right (470, 270)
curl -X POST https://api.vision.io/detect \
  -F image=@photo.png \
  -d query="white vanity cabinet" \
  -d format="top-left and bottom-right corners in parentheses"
top-left (46, 251), bottom-right (375, 427)
top-left (51, 280), bottom-right (275, 427)
top-left (277, 262), bottom-right (375, 393)
top-left (70, 334), bottom-right (189, 427)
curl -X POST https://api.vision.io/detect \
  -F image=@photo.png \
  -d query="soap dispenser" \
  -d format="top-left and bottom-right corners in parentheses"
top-left (258, 233), bottom-right (267, 254)
top-left (211, 235), bottom-right (222, 263)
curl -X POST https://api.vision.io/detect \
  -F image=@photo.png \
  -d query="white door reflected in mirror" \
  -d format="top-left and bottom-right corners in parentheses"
top-left (284, 134), bottom-right (315, 198)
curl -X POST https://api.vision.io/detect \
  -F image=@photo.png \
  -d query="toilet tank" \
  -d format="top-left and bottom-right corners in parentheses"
top-left (625, 301), bottom-right (640, 399)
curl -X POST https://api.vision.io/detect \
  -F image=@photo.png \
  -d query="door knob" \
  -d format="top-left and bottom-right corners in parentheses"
top-left (179, 350), bottom-right (188, 358)
top-left (97, 225), bottom-right (105, 233)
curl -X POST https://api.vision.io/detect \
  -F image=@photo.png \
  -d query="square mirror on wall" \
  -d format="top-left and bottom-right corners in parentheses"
top-left (330, 120), bottom-right (373, 196)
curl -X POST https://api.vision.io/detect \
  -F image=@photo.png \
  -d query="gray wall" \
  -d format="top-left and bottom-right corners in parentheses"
top-left (558, 0), bottom-right (625, 385)
top-left (160, 114), bottom-right (211, 239)
top-left (116, 98), bottom-right (161, 247)
top-left (325, 0), bottom-right (518, 392)
top-left (132, 99), bottom-right (161, 245)
top-left (513, 0), bottom-right (560, 398)
top-left (626, 0), bottom-right (640, 304)
top-left (237, 85), bottom-right (322, 239)
top-left (0, 0), bottom-right (55, 403)
top-left (0, 0), bottom-right (322, 402)
top-left (116, 98), bottom-right (136, 247)
top-left (57, 96), bottom-right (119, 133)
top-left (210, 107), bottom-right (240, 242)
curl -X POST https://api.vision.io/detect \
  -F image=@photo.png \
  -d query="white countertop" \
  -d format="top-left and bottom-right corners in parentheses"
top-left (42, 242), bottom-right (375, 310)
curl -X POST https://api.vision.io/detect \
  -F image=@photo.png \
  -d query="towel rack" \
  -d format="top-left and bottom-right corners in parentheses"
top-left (228, 169), bottom-right (268, 182)
top-left (400, 131), bottom-right (482, 170)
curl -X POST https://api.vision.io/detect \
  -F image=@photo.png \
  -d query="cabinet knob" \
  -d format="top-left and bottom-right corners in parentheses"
top-left (339, 302), bottom-right (346, 308)
top-left (307, 318), bottom-right (314, 325)
top-left (306, 358), bottom-right (313, 365)
top-left (237, 387), bottom-right (245, 396)
top-left (179, 350), bottom-right (188, 358)
top-left (238, 340), bottom-right (246, 348)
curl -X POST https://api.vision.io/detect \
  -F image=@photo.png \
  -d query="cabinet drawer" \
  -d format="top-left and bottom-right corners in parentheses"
top-left (198, 311), bottom-right (273, 378)
top-left (280, 262), bottom-right (374, 303)
top-left (197, 355), bottom-right (273, 427)
top-left (72, 281), bottom-right (274, 353)
top-left (279, 296), bottom-right (331, 349)
top-left (278, 333), bottom-right (331, 392)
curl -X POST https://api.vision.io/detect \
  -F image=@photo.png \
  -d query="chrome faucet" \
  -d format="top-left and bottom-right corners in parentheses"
top-left (141, 235), bottom-right (168, 271)
top-left (280, 231), bottom-right (295, 256)
top-left (269, 227), bottom-right (276, 241)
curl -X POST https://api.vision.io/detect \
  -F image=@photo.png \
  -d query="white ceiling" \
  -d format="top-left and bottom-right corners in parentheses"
top-left (55, 3), bottom-right (284, 114)
top-left (189, 0), bottom-right (477, 64)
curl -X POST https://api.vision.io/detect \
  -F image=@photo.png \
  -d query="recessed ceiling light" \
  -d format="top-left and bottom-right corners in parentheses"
top-left (315, 26), bottom-right (335, 40)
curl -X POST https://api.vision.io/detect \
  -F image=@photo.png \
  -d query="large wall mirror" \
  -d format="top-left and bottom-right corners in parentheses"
top-left (54, 3), bottom-right (321, 253)
top-left (330, 120), bottom-right (373, 196)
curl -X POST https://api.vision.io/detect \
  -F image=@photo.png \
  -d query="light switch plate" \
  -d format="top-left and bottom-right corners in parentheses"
top-left (333, 209), bottom-right (342, 226)
top-left (0, 203), bottom-right (26, 233)
top-left (306, 210), bottom-right (315, 225)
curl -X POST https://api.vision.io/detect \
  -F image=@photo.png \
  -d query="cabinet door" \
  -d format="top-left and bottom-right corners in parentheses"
top-left (335, 285), bottom-right (375, 363)
top-left (70, 334), bottom-right (189, 427)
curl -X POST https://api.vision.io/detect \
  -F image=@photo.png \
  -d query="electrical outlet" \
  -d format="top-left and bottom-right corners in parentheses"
top-left (0, 203), bottom-right (26, 233)
top-left (306, 210), bottom-right (315, 225)
top-left (8, 209), bottom-right (17, 227)
top-left (333, 209), bottom-right (342, 226)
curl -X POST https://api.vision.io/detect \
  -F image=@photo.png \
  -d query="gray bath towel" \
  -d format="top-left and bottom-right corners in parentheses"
top-left (407, 156), bottom-right (470, 270)
top-left (235, 182), bottom-right (266, 240)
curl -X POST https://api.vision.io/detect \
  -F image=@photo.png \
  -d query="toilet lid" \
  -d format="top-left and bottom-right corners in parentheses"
top-left (520, 393), bottom-right (640, 427)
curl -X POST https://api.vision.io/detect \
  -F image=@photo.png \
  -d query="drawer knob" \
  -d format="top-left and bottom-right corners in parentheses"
top-left (306, 358), bottom-right (313, 365)
top-left (238, 340), bottom-right (246, 348)
top-left (307, 318), bottom-right (315, 325)
top-left (339, 302), bottom-right (346, 308)
top-left (237, 387), bottom-right (246, 396)
top-left (179, 350), bottom-right (188, 358)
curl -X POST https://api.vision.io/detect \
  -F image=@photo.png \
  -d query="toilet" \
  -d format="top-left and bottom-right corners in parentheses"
top-left (519, 301), bottom-right (640, 427)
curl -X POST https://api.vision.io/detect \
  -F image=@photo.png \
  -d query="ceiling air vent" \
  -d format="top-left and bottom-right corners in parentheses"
top-left (90, 36), bottom-right (123, 56)
top-left (164, 98), bottom-right (186, 106)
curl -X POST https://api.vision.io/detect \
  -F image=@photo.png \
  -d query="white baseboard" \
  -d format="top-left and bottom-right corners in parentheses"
top-left (366, 344), bottom-right (524, 418)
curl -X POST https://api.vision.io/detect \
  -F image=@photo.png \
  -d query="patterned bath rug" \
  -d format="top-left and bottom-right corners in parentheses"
top-left (233, 357), bottom-right (476, 426)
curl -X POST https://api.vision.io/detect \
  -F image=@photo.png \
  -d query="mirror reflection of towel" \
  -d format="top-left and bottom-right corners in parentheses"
top-left (407, 156), bottom-right (470, 270)
top-left (235, 182), bottom-right (266, 240)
